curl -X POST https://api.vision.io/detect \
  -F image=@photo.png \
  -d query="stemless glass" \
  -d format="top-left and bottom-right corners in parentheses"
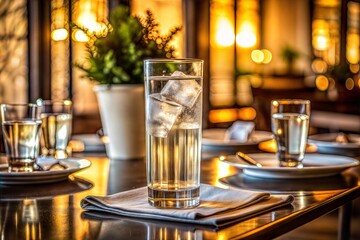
top-left (271, 99), bottom-right (311, 167)
top-left (39, 100), bottom-right (73, 159)
top-left (0, 104), bottom-right (42, 172)
top-left (144, 59), bottom-right (203, 208)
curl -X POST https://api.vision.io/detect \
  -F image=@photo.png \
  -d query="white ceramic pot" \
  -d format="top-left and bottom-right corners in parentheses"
top-left (94, 85), bottom-right (145, 159)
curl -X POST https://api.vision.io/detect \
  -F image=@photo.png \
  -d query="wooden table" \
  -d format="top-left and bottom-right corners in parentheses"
top-left (1, 153), bottom-right (360, 239)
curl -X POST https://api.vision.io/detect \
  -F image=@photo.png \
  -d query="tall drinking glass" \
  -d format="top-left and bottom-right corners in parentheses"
top-left (144, 59), bottom-right (203, 208)
top-left (39, 100), bottom-right (72, 159)
top-left (271, 99), bottom-right (311, 167)
top-left (0, 104), bottom-right (42, 172)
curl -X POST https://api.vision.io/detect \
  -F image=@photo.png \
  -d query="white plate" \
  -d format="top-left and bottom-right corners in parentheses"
top-left (202, 129), bottom-right (273, 147)
top-left (0, 157), bottom-right (91, 185)
top-left (309, 133), bottom-right (360, 149)
top-left (221, 153), bottom-right (359, 179)
top-left (309, 133), bottom-right (360, 156)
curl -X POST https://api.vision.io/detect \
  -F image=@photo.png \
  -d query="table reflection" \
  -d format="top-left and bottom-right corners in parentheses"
top-left (220, 172), bottom-right (358, 195)
top-left (0, 200), bottom-right (41, 239)
top-left (0, 177), bottom-right (93, 200)
top-left (82, 211), bottom-right (215, 240)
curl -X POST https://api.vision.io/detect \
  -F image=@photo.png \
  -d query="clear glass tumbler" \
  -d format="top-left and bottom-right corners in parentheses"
top-left (271, 99), bottom-right (311, 167)
top-left (38, 99), bottom-right (73, 159)
top-left (0, 104), bottom-right (42, 172)
top-left (144, 59), bottom-right (203, 208)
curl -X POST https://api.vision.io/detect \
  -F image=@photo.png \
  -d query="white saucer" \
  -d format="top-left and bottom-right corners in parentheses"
top-left (202, 129), bottom-right (273, 147)
top-left (0, 157), bottom-right (91, 185)
top-left (309, 133), bottom-right (360, 156)
top-left (309, 133), bottom-right (360, 148)
top-left (221, 153), bottom-right (359, 179)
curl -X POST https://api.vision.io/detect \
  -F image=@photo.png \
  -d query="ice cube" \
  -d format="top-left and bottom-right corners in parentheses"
top-left (160, 71), bottom-right (201, 108)
top-left (147, 93), bottom-right (183, 138)
top-left (175, 96), bottom-right (202, 129)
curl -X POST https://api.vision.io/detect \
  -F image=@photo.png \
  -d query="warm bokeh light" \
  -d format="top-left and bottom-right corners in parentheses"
top-left (236, 31), bottom-right (256, 48)
top-left (250, 49), bottom-right (271, 64)
top-left (215, 18), bottom-right (235, 47)
top-left (311, 59), bottom-right (328, 73)
top-left (238, 107), bottom-right (256, 120)
top-left (72, 0), bottom-right (108, 42)
top-left (316, 0), bottom-right (340, 7)
top-left (315, 75), bottom-right (329, 91)
top-left (345, 78), bottom-right (355, 90)
top-left (272, 100), bottom-right (279, 107)
top-left (251, 49), bottom-right (264, 63)
top-left (312, 20), bottom-right (330, 51)
top-left (209, 1), bottom-right (235, 107)
top-left (346, 33), bottom-right (359, 64)
top-left (350, 64), bottom-right (360, 73)
top-left (313, 31), bottom-right (329, 51)
top-left (51, 28), bottom-right (68, 41)
top-left (209, 109), bottom-right (238, 123)
top-left (261, 49), bottom-right (272, 64)
top-left (72, 29), bottom-right (89, 42)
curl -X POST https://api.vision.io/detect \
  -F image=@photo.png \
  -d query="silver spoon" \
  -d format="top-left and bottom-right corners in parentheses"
top-left (236, 151), bottom-right (263, 167)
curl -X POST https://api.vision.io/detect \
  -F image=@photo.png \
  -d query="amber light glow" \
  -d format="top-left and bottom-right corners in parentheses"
top-left (238, 107), bottom-right (256, 120)
top-left (251, 49), bottom-right (272, 64)
top-left (209, 0), bottom-right (235, 106)
top-left (312, 20), bottom-right (330, 51)
top-left (209, 109), bottom-right (238, 123)
top-left (315, 75), bottom-right (329, 91)
top-left (236, 21), bottom-right (256, 48)
top-left (311, 59), bottom-right (328, 73)
top-left (215, 156), bottom-right (234, 188)
top-left (72, 0), bottom-right (108, 42)
top-left (347, 33), bottom-right (359, 64)
top-left (235, 0), bottom-right (259, 49)
top-left (131, 0), bottom-right (184, 57)
top-left (72, 29), bottom-right (89, 42)
top-left (215, 18), bottom-right (235, 47)
top-left (251, 49), bottom-right (264, 63)
top-left (51, 28), bottom-right (68, 41)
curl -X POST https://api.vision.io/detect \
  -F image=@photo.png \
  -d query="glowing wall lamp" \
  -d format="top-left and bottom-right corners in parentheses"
top-left (237, 24), bottom-right (256, 50)
top-left (235, 0), bottom-right (259, 49)
top-left (209, 0), bottom-right (235, 107)
top-left (215, 18), bottom-right (235, 47)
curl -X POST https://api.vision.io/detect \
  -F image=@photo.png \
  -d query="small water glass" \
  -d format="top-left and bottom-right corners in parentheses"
top-left (38, 99), bottom-right (73, 159)
top-left (0, 104), bottom-right (42, 172)
top-left (271, 99), bottom-right (310, 167)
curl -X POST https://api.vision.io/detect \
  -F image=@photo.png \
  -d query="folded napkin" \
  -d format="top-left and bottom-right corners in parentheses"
top-left (81, 184), bottom-right (293, 228)
top-left (225, 121), bottom-right (255, 142)
top-left (36, 157), bottom-right (63, 171)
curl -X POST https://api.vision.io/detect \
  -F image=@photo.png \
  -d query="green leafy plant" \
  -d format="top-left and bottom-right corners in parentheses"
top-left (281, 45), bottom-right (300, 75)
top-left (74, 5), bottom-right (181, 84)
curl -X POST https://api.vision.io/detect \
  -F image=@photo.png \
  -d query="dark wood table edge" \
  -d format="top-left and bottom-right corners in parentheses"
top-left (232, 185), bottom-right (360, 239)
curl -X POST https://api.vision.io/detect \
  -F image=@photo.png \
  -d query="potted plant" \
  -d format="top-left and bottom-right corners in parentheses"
top-left (75, 5), bottom-right (181, 159)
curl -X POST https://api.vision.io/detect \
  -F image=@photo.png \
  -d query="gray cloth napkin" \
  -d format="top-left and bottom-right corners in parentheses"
top-left (81, 184), bottom-right (293, 227)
